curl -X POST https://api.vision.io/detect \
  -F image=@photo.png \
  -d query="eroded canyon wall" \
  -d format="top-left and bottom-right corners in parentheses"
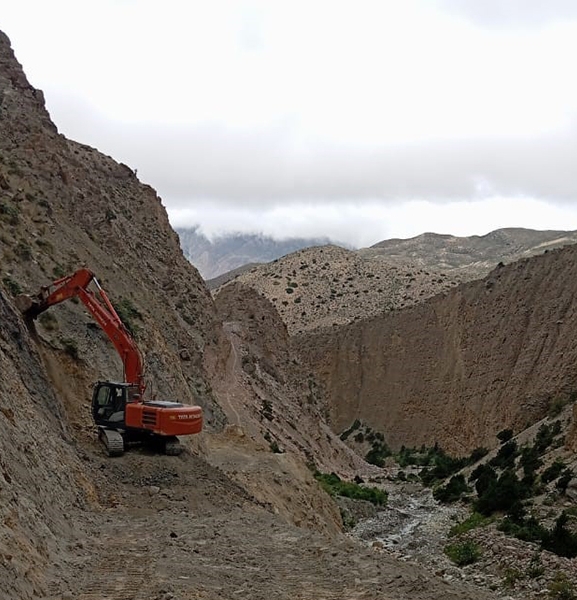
top-left (297, 246), bottom-right (577, 454)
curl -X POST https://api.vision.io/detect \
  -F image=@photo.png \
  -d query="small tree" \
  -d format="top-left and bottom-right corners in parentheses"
top-left (497, 428), bottom-right (514, 444)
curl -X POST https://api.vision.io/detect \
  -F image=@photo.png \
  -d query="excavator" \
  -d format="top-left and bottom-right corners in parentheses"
top-left (17, 268), bottom-right (203, 457)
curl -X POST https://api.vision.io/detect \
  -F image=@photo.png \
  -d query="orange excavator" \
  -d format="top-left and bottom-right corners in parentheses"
top-left (18, 268), bottom-right (202, 456)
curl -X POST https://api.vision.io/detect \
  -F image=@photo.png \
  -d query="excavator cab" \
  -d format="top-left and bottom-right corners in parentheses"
top-left (92, 381), bottom-right (138, 427)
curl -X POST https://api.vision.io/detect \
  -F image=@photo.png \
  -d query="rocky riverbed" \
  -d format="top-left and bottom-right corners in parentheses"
top-left (348, 480), bottom-right (577, 600)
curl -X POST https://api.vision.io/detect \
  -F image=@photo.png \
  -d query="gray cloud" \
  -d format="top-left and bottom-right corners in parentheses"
top-left (435, 0), bottom-right (577, 29)
top-left (47, 90), bottom-right (577, 209)
top-left (68, 117), bottom-right (577, 208)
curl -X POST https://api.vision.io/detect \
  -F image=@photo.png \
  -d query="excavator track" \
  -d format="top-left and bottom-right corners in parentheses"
top-left (163, 436), bottom-right (182, 456)
top-left (99, 428), bottom-right (125, 457)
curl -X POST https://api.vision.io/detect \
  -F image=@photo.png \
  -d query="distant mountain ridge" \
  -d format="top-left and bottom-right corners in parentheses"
top-left (362, 228), bottom-right (577, 277)
top-left (215, 227), bottom-right (577, 334)
top-left (176, 227), bottom-right (333, 279)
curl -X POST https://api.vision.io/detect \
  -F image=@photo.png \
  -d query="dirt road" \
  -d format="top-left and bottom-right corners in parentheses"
top-left (41, 446), bottom-right (495, 600)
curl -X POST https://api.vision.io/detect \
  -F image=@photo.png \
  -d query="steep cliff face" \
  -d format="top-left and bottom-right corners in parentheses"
top-left (0, 33), bottom-right (368, 593)
top-left (297, 245), bottom-right (577, 454)
top-left (0, 288), bottom-right (101, 599)
top-left (212, 282), bottom-right (370, 476)
top-left (0, 30), bottom-right (224, 426)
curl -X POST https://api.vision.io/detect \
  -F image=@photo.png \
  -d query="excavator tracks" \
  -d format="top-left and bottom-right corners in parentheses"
top-left (163, 436), bottom-right (182, 456)
top-left (99, 428), bottom-right (125, 457)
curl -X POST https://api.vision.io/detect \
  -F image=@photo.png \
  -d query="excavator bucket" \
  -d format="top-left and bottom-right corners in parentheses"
top-left (15, 294), bottom-right (39, 317)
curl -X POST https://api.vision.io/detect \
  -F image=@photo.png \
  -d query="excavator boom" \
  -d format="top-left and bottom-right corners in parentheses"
top-left (20, 268), bottom-right (145, 394)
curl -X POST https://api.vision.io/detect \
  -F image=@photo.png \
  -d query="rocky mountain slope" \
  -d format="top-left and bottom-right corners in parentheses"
top-left (4, 27), bottom-right (577, 600)
top-left (177, 226), bottom-right (331, 279)
top-left (296, 244), bottom-right (577, 455)
top-left (215, 228), bottom-right (577, 335)
top-left (364, 228), bottom-right (577, 277)
top-left (221, 244), bottom-right (462, 334)
top-left (0, 29), bottom-right (500, 600)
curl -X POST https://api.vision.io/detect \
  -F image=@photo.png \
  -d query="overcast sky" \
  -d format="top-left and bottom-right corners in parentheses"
top-left (3, 0), bottom-right (577, 246)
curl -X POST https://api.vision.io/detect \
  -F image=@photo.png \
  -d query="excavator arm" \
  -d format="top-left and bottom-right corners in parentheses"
top-left (19, 268), bottom-right (145, 395)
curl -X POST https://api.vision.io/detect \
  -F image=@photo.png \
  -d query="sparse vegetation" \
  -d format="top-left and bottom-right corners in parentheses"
top-left (38, 312), bottom-right (58, 331)
top-left (52, 264), bottom-right (66, 278)
top-left (114, 297), bottom-right (142, 336)
top-left (497, 428), bottom-right (514, 444)
top-left (60, 337), bottom-right (79, 360)
top-left (444, 540), bottom-right (481, 566)
top-left (0, 201), bottom-right (19, 225)
top-left (269, 440), bottom-right (282, 453)
top-left (340, 419), bottom-right (361, 441)
top-left (542, 460), bottom-right (566, 484)
top-left (449, 512), bottom-right (493, 537)
top-left (548, 397), bottom-right (570, 418)
top-left (314, 471), bottom-right (387, 506)
top-left (15, 242), bottom-right (32, 261)
top-left (433, 474), bottom-right (470, 503)
top-left (2, 275), bottom-right (21, 296)
top-left (526, 552), bottom-right (545, 579)
top-left (548, 571), bottom-right (576, 600)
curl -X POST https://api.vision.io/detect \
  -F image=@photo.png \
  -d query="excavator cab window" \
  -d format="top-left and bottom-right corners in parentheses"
top-left (92, 383), bottom-right (126, 426)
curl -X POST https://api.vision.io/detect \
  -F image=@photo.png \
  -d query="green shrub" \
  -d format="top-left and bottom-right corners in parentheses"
top-left (365, 440), bottom-right (392, 467)
top-left (535, 422), bottom-right (561, 454)
top-left (52, 264), bottom-right (66, 278)
top-left (497, 428), bottom-right (514, 444)
top-left (339, 419), bottom-right (361, 441)
top-left (433, 474), bottom-right (469, 503)
top-left (475, 469), bottom-right (527, 516)
top-left (38, 312), bottom-right (58, 331)
top-left (489, 440), bottom-right (518, 469)
top-left (469, 447), bottom-right (489, 463)
top-left (61, 337), bottom-right (79, 360)
top-left (2, 276), bottom-right (21, 296)
top-left (314, 471), bottom-right (387, 506)
top-left (444, 540), bottom-right (481, 566)
top-left (0, 201), bottom-right (19, 225)
top-left (114, 297), bottom-right (142, 336)
top-left (419, 448), bottom-right (469, 486)
top-left (557, 469), bottom-right (573, 494)
top-left (472, 465), bottom-right (497, 495)
top-left (542, 512), bottom-right (577, 558)
top-left (499, 515), bottom-right (547, 544)
top-left (520, 445), bottom-right (543, 484)
top-left (449, 512), bottom-right (492, 537)
top-left (542, 460), bottom-right (566, 484)
top-left (548, 571), bottom-right (576, 600)
top-left (34, 238), bottom-right (54, 255)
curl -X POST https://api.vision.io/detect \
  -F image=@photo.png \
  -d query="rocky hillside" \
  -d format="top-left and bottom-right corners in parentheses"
top-left (177, 226), bottom-right (331, 279)
top-left (363, 228), bottom-right (577, 277)
top-left (215, 228), bottom-right (577, 335)
top-left (0, 29), bottom-right (502, 600)
top-left (296, 245), bottom-right (577, 455)
top-left (6, 27), bottom-right (577, 600)
top-left (221, 244), bottom-right (462, 334)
